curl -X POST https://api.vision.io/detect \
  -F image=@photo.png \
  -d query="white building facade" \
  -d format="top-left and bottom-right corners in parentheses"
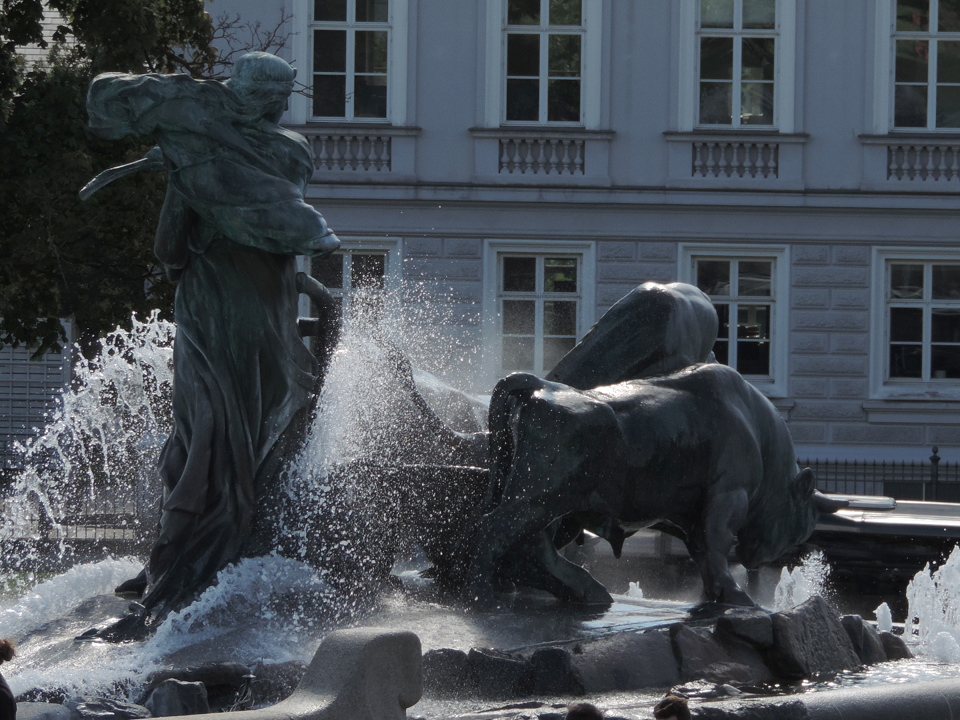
top-left (5, 0), bottom-right (960, 473)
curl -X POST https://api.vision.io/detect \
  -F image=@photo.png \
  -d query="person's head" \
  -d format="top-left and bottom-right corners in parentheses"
top-left (0, 640), bottom-right (14, 665)
top-left (565, 702), bottom-right (604, 720)
top-left (226, 52), bottom-right (296, 123)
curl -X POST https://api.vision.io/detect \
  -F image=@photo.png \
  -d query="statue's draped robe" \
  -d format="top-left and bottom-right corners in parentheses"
top-left (87, 73), bottom-right (333, 614)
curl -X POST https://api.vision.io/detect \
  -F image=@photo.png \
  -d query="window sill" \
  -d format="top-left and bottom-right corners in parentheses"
top-left (292, 124), bottom-right (422, 136)
top-left (664, 130), bottom-right (809, 143)
top-left (469, 126), bottom-right (616, 140)
top-left (291, 125), bottom-right (421, 176)
top-left (863, 399), bottom-right (960, 424)
top-left (859, 134), bottom-right (960, 186)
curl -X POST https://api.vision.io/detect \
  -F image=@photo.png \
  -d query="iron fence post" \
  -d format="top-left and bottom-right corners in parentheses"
top-left (931, 446), bottom-right (941, 502)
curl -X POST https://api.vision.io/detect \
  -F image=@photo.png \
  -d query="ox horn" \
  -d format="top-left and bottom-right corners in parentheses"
top-left (813, 490), bottom-right (850, 514)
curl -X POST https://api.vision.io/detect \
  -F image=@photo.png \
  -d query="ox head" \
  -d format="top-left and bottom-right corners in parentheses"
top-left (736, 467), bottom-right (848, 569)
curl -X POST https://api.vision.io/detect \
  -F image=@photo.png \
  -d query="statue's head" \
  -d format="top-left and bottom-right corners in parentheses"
top-left (226, 51), bottom-right (297, 123)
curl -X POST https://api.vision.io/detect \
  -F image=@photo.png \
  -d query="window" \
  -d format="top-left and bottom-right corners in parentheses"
top-left (481, 0), bottom-right (601, 129)
top-left (499, 255), bottom-right (581, 373)
top-left (892, 1), bottom-right (960, 129)
top-left (680, 245), bottom-right (789, 396)
top-left (697, 0), bottom-right (778, 127)
top-left (885, 260), bottom-right (960, 380)
top-left (309, 239), bottom-right (401, 323)
top-left (483, 240), bottom-right (595, 382)
top-left (676, 0), bottom-right (796, 133)
top-left (309, 0), bottom-right (391, 120)
top-left (504, 0), bottom-right (584, 124)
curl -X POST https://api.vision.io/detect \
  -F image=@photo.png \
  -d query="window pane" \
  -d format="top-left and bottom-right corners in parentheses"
top-left (890, 263), bottom-right (924, 298)
top-left (314, 29), bottom-right (346, 72)
top-left (315, 0), bottom-right (347, 21)
top-left (743, 0), bottom-right (776, 29)
top-left (549, 34), bottom-right (581, 76)
top-left (737, 304), bottom-right (770, 340)
top-left (700, 82), bottom-right (733, 124)
top-left (896, 40), bottom-right (929, 83)
top-left (503, 257), bottom-right (537, 291)
top-left (890, 345), bottom-right (923, 378)
top-left (503, 300), bottom-right (536, 334)
top-left (547, 79), bottom-right (580, 121)
top-left (506, 79), bottom-right (539, 120)
top-left (313, 74), bottom-right (346, 116)
top-left (544, 258), bottom-right (578, 292)
top-left (934, 265), bottom-right (960, 298)
top-left (312, 254), bottom-right (344, 289)
top-left (356, 0), bottom-right (389, 22)
top-left (544, 301), bottom-right (577, 335)
top-left (933, 309), bottom-right (960, 341)
top-left (544, 337), bottom-right (576, 371)
top-left (739, 261), bottom-right (772, 296)
top-left (508, 0), bottom-right (540, 25)
top-left (701, 37), bottom-right (734, 80)
top-left (742, 37), bottom-right (775, 81)
top-left (503, 337), bottom-right (535, 372)
top-left (351, 254), bottom-right (386, 289)
top-left (891, 307), bottom-right (924, 342)
top-left (355, 76), bottom-right (387, 117)
top-left (507, 34), bottom-right (540, 76)
top-left (356, 31), bottom-right (388, 73)
top-left (697, 260), bottom-right (731, 296)
top-left (939, 41), bottom-right (960, 83)
top-left (940, 0), bottom-right (960, 31)
top-left (932, 346), bottom-right (960, 377)
top-left (895, 84), bottom-right (928, 126)
top-left (712, 339), bottom-right (729, 365)
top-left (937, 84), bottom-right (960, 127)
top-left (700, 0), bottom-right (734, 28)
top-left (898, 0), bottom-right (930, 31)
top-left (716, 303), bottom-right (730, 339)
top-left (737, 341), bottom-right (770, 375)
top-left (741, 82), bottom-right (774, 125)
top-left (549, 0), bottom-right (582, 26)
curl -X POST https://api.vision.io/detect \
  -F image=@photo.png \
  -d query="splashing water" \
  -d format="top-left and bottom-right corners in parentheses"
top-left (905, 545), bottom-right (960, 658)
top-left (772, 550), bottom-right (831, 611)
top-left (0, 312), bottom-right (175, 575)
top-left (875, 601), bottom-right (893, 633)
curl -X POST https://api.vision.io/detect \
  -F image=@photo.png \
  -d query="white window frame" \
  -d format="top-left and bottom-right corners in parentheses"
top-left (679, 244), bottom-right (790, 397)
top-left (871, 247), bottom-right (960, 399)
top-left (482, 0), bottom-right (602, 129)
top-left (876, 0), bottom-right (960, 131)
top-left (677, 0), bottom-right (797, 132)
top-left (308, 237), bottom-right (402, 317)
top-left (482, 239), bottom-right (596, 385)
top-left (290, 0), bottom-right (409, 125)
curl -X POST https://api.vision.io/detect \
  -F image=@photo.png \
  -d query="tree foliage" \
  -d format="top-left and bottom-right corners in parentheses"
top-left (0, 0), bottom-right (217, 356)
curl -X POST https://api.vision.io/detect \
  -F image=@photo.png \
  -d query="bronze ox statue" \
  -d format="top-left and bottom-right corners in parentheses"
top-left (464, 355), bottom-right (847, 608)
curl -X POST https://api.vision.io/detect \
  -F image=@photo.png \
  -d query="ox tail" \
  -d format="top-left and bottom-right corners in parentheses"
top-left (485, 373), bottom-right (549, 509)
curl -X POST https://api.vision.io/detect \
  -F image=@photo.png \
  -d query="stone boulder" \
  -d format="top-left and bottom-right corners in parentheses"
top-left (767, 595), bottom-right (861, 678)
top-left (879, 631), bottom-right (913, 660)
top-left (64, 698), bottom-right (150, 720)
top-left (421, 648), bottom-right (469, 697)
top-left (670, 625), bottom-right (771, 685)
top-left (571, 629), bottom-right (679, 692)
top-left (714, 607), bottom-right (774, 650)
top-left (527, 647), bottom-right (584, 696)
top-left (16, 703), bottom-right (72, 720)
top-left (144, 680), bottom-right (209, 717)
top-left (466, 648), bottom-right (529, 699)
top-left (841, 615), bottom-right (887, 665)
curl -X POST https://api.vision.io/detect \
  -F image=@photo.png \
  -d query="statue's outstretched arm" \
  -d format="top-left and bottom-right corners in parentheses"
top-left (79, 146), bottom-right (164, 201)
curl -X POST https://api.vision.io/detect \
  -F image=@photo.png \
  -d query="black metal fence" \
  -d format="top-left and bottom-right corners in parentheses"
top-left (802, 446), bottom-right (960, 502)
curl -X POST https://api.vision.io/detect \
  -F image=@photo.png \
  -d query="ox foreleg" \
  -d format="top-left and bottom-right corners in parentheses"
top-left (463, 500), bottom-right (559, 606)
top-left (686, 488), bottom-right (754, 606)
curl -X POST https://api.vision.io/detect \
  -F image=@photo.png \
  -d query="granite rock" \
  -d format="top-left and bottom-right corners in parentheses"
top-left (527, 647), bottom-right (585, 696)
top-left (572, 629), bottom-right (679, 692)
top-left (144, 680), bottom-right (209, 717)
top-left (422, 648), bottom-right (469, 697)
top-left (841, 615), bottom-right (887, 665)
top-left (879, 631), bottom-right (913, 660)
top-left (768, 595), bottom-right (861, 678)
